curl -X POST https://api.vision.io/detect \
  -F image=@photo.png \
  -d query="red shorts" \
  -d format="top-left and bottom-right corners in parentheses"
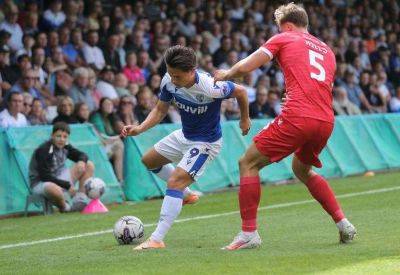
top-left (253, 116), bottom-right (333, 168)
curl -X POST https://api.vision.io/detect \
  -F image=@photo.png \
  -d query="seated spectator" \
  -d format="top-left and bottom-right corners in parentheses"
top-left (148, 73), bottom-right (161, 94)
top-left (82, 30), bottom-right (105, 71)
top-left (365, 73), bottom-right (387, 113)
top-left (224, 98), bottom-right (240, 120)
top-left (266, 91), bottom-right (282, 117)
top-left (31, 46), bottom-right (48, 86)
top-left (0, 4), bottom-right (23, 52)
top-left (87, 68), bottom-right (102, 109)
top-left (69, 67), bottom-right (97, 112)
top-left (10, 68), bottom-right (43, 103)
top-left (333, 86), bottom-right (362, 115)
top-left (16, 33), bottom-right (35, 57)
top-left (122, 52), bottom-right (145, 85)
top-left (249, 87), bottom-right (276, 119)
top-left (28, 122), bottom-right (94, 212)
top-left (74, 102), bottom-right (90, 123)
top-left (117, 95), bottom-right (138, 126)
top-left (3, 53), bottom-right (32, 87)
top-left (96, 65), bottom-right (119, 105)
top-left (103, 32), bottom-right (122, 71)
top-left (42, 0), bottom-right (66, 30)
top-left (22, 92), bottom-right (33, 117)
top-left (114, 73), bottom-right (130, 97)
top-left (90, 97), bottom-right (124, 182)
top-left (0, 92), bottom-right (29, 128)
top-left (45, 46), bottom-right (68, 74)
top-left (0, 44), bottom-right (12, 92)
top-left (28, 98), bottom-right (47, 125)
top-left (137, 50), bottom-right (153, 81)
top-left (390, 87), bottom-right (400, 113)
top-left (52, 96), bottom-right (78, 124)
top-left (134, 86), bottom-right (155, 123)
top-left (342, 70), bottom-right (372, 112)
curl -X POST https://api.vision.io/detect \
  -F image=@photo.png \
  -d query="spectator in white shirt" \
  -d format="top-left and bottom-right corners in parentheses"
top-left (82, 30), bottom-right (105, 71)
top-left (42, 0), bottom-right (66, 30)
top-left (0, 4), bottom-right (23, 52)
top-left (0, 92), bottom-right (29, 128)
top-left (96, 65), bottom-right (119, 105)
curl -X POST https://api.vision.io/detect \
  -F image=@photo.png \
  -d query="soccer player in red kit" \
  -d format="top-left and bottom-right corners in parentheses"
top-left (214, 3), bottom-right (356, 250)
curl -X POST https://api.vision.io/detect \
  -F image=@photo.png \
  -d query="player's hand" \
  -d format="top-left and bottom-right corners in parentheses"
top-left (214, 69), bottom-right (229, 84)
top-left (239, 117), bottom-right (251, 136)
top-left (120, 125), bottom-right (142, 138)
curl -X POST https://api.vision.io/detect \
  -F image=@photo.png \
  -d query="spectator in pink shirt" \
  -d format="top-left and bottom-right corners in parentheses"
top-left (122, 52), bottom-right (145, 85)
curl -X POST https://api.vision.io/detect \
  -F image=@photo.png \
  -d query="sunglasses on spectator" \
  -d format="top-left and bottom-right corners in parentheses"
top-left (24, 103), bottom-right (32, 107)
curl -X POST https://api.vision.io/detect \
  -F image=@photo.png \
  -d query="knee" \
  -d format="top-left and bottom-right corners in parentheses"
top-left (86, 161), bottom-right (95, 173)
top-left (43, 182), bottom-right (63, 197)
top-left (238, 156), bottom-right (248, 171)
top-left (292, 163), bottom-right (313, 183)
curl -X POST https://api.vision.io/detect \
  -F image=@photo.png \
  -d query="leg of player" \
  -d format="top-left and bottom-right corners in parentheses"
top-left (134, 167), bottom-right (193, 250)
top-left (143, 148), bottom-right (199, 205)
top-left (42, 182), bottom-right (70, 212)
top-left (292, 156), bottom-right (356, 243)
top-left (223, 143), bottom-right (270, 250)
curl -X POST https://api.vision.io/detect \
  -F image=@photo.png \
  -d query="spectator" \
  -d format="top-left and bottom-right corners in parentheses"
top-left (134, 86), bottom-right (154, 123)
top-left (31, 47), bottom-right (48, 86)
top-left (42, 0), bottom-right (66, 30)
top-left (213, 35), bottom-right (232, 67)
top-left (0, 44), bottom-right (12, 93)
top-left (10, 68), bottom-right (44, 102)
top-left (333, 86), bottom-right (362, 115)
top-left (22, 92), bottom-right (33, 117)
top-left (28, 122), bottom-right (94, 212)
top-left (360, 72), bottom-right (387, 113)
top-left (90, 97), bottom-right (124, 182)
top-left (149, 74), bottom-right (162, 94)
top-left (28, 98), bottom-right (47, 125)
top-left (23, 12), bottom-right (39, 36)
top-left (117, 95), bottom-right (138, 126)
top-left (122, 52), bottom-right (145, 85)
top-left (74, 102), bottom-right (90, 123)
top-left (0, 92), bottom-right (29, 128)
top-left (16, 33), bottom-right (35, 58)
top-left (114, 73), bottom-right (130, 97)
top-left (249, 87), bottom-right (276, 119)
top-left (87, 67), bottom-right (102, 108)
top-left (103, 32), bottom-right (122, 71)
top-left (82, 30), bottom-right (105, 71)
top-left (70, 67), bottom-right (97, 112)
top-left (342, 70), bottom-right (372, 112)
top-left (0, 4), bottom-right (23, 52)
top-left (96, 65), bottom-right (119, 105)
top-left (52, 96), bottom-right (78, 124)
top-left (390, 87), bottom-right (400, 113)
top-left (137, 50), bottom-right (153, 81)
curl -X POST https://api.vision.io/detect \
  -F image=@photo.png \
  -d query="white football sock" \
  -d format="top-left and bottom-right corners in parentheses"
top-left (151, 189), bottom-right (183, 242)
top-left (336, 218), bottom-right (350, 231)
top-left (152, 164), bottom-right (192, 197)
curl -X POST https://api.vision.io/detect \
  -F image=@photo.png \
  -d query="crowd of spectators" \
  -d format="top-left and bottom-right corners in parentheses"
top-left (0, 0), bottom-right (399, 181)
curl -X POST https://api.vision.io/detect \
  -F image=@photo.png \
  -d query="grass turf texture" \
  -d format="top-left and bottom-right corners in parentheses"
top-left (1, 172), bottom-right (400, 274)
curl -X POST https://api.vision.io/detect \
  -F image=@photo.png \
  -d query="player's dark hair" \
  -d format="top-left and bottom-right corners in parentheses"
top-left (274, 3), bottom-right (309, 28)
top-left (164, 45), bottom-right (196, 72)
top-left (52, 122), bottom-right (70, 135)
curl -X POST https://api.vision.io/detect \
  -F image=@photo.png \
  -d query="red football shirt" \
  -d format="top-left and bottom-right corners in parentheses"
top-left (261, 31), bottom-right (336, 122)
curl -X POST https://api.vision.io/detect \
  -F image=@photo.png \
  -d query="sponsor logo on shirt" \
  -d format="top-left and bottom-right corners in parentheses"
top-left (175, 101), bottom-right (208, 114)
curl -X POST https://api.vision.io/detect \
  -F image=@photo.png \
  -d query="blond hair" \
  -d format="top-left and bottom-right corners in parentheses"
top-left (274, 3), bottom-right (309, 28)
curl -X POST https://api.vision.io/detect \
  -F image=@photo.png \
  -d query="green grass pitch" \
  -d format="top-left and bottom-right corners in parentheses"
top-left (1, 172), bottom-right (400, 274)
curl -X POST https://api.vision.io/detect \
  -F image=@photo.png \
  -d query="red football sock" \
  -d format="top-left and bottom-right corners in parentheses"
top-left (306, 174), bottom-right (345, 223)
top-left (239, 176), bottom-right (261, 232)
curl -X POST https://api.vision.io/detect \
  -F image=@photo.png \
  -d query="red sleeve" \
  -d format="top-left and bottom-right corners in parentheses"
top-left (260, 33), bottom-right (290, 60)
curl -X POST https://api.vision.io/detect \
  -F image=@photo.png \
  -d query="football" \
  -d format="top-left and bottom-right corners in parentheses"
top-left (113, 216), bottom-right (145, 245)
top-left (84, 177), bottom-right (106, 199)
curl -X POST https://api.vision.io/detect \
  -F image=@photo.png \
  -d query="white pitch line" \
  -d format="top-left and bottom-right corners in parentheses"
top-left (1, 185), bottom-right (399, 251)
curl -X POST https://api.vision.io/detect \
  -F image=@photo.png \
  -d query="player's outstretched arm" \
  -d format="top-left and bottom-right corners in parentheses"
top-left (120, 100), bottom-right (170, 137)
top-left (214, 49), bottom-right (271, 82)
top-left (231, 84), bottom-right (251, 136)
